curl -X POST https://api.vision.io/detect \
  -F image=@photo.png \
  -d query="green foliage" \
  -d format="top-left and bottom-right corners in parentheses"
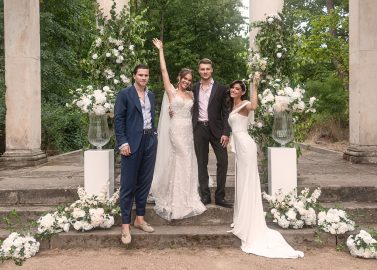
top-left (41, 104), bottom-right (88, 154)
top-left (135, 0), bottom-right (248, 98)
top-left (40, 0), bottom-right (97, 103)
top-left (252, 14), bottom-right (297, 80)
top-left (284, 0), bottom-right (349, 88)
top-left (1, 210), bottom-right (36, 235)
top-left (305, 75), bottom-right (348, 118)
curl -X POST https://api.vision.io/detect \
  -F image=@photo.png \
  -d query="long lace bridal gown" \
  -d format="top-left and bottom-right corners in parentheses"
top-left (229, 101), bottom-right (304, 258)
top-left (151, 90), bottom-right (206, 221)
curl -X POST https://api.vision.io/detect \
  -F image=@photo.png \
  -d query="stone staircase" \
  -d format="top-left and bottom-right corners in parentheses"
top-left (0, 148), bottom-right (376, 249)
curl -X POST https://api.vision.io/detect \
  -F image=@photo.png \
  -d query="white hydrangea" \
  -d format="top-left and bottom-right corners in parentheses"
top-left (318, 208), bottom-right (355, 235)
top-left (347, 230), bottom-right (377, 259)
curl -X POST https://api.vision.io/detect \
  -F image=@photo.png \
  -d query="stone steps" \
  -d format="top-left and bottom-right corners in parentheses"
top-left (1, 184), bottom-right (376, 207)
top-left (1, 201), bottom-right (376, 229)
top-left (0, 224), bottom-right (347, 250)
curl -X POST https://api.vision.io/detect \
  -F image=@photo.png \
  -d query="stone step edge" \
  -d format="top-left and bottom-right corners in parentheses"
top-left (1, 185), bottom-right (376, 205)
top-left (0, 225), bottom-right (351, 249)
top-left (1, 201), bottom-right (376, 211)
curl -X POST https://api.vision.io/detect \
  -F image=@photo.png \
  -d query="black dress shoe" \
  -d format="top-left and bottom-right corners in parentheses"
top-left (215, 199), bottom-right (233, 208)
top-left (201, 196), bottom-right (211, 205)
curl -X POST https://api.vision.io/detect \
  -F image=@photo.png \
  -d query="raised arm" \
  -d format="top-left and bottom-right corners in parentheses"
top-left (246, 72), bottom-right (260, 111)
top-left (153, 38), bottom-right (174, 102)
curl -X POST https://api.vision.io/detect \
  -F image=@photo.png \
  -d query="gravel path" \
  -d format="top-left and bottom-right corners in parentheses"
top-left (1, 246), bottom-right (375, 270)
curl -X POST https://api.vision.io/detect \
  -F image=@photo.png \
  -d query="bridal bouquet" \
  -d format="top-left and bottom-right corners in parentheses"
top-left (71, 85), bottom-right (114, 115)
top-left (0, 232), bottom-right (40, 266)
top-left (317, 208), bottom-right (355, 235)
top-left (67, 187), bottom-right (120, 232)
top-left (37, 209), bottom-right (70, 239)
top-left (347, 230), bottom-right (377, 259)
top-left (262, 187), bottom-right (321, 229)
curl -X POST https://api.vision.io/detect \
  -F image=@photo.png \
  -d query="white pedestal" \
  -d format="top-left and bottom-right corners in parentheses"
top-left (268, 147), bottom-right (297, 195)
top-left (84, 149), bottom-right (114, 198)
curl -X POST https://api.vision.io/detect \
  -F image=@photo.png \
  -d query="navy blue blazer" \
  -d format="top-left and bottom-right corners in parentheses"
top-left (114, 85), bottom-right (156, 153)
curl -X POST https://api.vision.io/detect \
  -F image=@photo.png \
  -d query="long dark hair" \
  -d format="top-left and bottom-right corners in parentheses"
top-left (226, 80), bottom-right (249, 110)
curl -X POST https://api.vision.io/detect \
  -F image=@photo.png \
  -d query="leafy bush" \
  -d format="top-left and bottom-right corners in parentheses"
top-left (41, 104), bottom-right (88, 154)
top-left (305, 75), bottom-right (348, 121)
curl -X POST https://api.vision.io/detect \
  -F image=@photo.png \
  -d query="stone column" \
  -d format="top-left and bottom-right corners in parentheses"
top-left (344, 0), bottom-right (377, 163)
top-left (249, 0), bottom-right (283, 47)
top-left (0, 0), bottom-right (47, 167)
top-left (97, 0), bottom-right (128, 17)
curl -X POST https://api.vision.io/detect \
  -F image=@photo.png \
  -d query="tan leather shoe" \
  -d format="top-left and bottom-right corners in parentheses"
top-left (121, 229), bottom-right (131, 244)
top-left (134, 221), bottom-right (154, 233)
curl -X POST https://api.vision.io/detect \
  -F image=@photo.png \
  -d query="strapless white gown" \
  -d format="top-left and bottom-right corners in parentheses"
top-left (229, 101), bottom-right (304, 258)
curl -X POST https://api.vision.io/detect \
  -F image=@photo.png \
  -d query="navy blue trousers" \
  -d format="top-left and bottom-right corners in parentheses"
top-left (120, 133), bottom-right (157, 224)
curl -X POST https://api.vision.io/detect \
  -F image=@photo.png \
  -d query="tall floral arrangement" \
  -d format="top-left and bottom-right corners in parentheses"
top-left (70, 1), bottom-right (151, 115)
top-left (247, 13), bottom-right (317, 179)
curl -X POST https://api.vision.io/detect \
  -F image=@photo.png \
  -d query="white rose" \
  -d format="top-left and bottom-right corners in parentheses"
top-left (92, 54), bottom-right (98, 60)
top-left (118, 45), bottom-right (124, 51)
top-left (276, 52), bottom-right (282, 58)
top-left (63, 223), bottom-right (70, 232)
top-left (95, 37), bottom-right (102, 47)
top-left (267, 17), bottom-right (274, 23)
top-left (116, 55), bottom-right (124, 64)
top-left (284, 87), bottom-right (293, 96)
top-left (106, 52), bottom-right (111, 57)
top-left (112, 48), bottom-right (119, 56)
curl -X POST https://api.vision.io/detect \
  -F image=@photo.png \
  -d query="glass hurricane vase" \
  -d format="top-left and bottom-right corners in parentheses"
top-left (271, 110), bottom-right (294, 147)
top-left (88, 113), bottom-right (111, 150)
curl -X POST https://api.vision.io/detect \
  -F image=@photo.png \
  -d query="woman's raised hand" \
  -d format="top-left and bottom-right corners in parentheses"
top-left (153, 38), bottom-right (163, 50)
top-left (253, 72), bottom-right (261, 85)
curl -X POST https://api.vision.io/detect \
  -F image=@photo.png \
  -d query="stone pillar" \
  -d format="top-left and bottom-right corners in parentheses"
top-left (0, 0), bottom-right (47, 167)
top-left (344, 0), bottom-right (377, 163)
top-left (249, 0), bottom-right (283, 47)
top-left (97, 0), bottom-right (128, 17)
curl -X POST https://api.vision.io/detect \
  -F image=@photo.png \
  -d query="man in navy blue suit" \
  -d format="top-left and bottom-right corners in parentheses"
top-left (114, 64), bottom-right (157, 245)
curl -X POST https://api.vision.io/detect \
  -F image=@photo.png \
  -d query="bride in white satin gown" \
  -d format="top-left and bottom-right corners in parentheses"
top-left (150, 38), bottom-right (206, 221)
top-left (228, 76), bottom-right (304, 258)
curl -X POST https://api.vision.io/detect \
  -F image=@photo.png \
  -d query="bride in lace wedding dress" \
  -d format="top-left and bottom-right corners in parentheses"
top-left (228, 75), bottom-right (304, 258)
top-left (150, 38), bottom-right (206, 221)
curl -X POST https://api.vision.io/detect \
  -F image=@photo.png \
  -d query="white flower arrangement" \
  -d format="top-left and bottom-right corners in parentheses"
top-left (72, 85), bottom-right (114, 115)
top-left (71, 3), bottom-right (149, 116)
top-left (0, 232), bottom-right (40, 265)
top-left (347, 230), bottom-right (377, 259)
top-left (317, 208), bottom-right (355, 235)
top-left (37, 210), bottom-right (70, 237)
top-left (67, 186), bottom-right (120, 232)
top-left (266, 13), bottom-right (281, 24)
top-left (247, 49), bottom-right (268, 78)
top-left (257, 77), bottom-right (317, 116)
top-left (262, 187), bottom-right (321, 229)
